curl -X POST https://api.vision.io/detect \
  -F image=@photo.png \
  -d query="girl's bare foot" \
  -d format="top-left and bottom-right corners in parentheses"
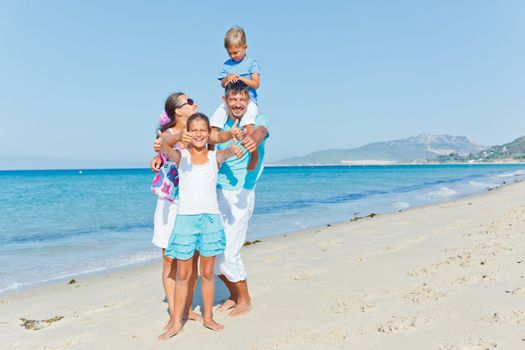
top-left (163, 319), bottom-right (173, 330)
top-left (216, 299), bottom-right (236, 312)
top-left (203, 319), bottom-right (224, 331)
top-left (158, 324), bottom-right (183, 340)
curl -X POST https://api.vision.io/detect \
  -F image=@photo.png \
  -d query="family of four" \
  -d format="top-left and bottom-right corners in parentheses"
top-left (149, 26), bottom-right (269, 340)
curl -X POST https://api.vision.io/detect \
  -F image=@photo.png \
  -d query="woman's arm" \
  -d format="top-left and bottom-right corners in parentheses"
top-left (149, 155), bottom-right (162, 172)
top-left (160, 143), bottom-right (182, 167)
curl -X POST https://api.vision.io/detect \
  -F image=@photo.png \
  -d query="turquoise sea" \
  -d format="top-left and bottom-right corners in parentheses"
top-left (1, 164), bottom-right (525, 294)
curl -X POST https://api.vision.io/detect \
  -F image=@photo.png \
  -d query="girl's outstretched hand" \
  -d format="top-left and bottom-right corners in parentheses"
top-left (231, 139), bottom-right (244, 158)
top-left (180, 128), bottom-right (193, 148)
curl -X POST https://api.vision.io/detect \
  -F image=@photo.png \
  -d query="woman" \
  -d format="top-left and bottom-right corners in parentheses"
top-left (150, 92), bottom-right (201, 327)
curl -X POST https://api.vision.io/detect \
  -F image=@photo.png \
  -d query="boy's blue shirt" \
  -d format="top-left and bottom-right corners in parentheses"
top-left (217, 56), bottom-right (260, 103)
top-left (216, 114), bottom-right (269, 191)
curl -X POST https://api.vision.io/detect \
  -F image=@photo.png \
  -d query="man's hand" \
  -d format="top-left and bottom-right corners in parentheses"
top-left (150, 155), bottom-right (162, 172)
top-left (230, 119), bottom-right (244, 141)
top-left (241, 135), bottom-right (257, 153)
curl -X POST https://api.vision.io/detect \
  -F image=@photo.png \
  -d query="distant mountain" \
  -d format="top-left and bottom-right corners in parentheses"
top-left (435, 136), bottom-right (525, 163)
top-left (276, 134), bottom-right (485, 165)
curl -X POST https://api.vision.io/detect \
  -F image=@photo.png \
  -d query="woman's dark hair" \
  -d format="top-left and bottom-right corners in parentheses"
top-left (159, 92), bottom-right (185, 133)
top-left (186, 112), bottom-right (211, 131)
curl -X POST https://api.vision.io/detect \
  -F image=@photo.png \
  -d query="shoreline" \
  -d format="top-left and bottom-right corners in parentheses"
top-left (1, 180), bottom-right (525, 348)
top-left (2, 178), bottom-right (520, 297)
top-left (1, 161), bottom-right (525, 172)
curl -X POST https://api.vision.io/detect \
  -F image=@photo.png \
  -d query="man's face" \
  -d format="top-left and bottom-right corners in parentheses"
top-left (224, 92), bottom-right (249, 120)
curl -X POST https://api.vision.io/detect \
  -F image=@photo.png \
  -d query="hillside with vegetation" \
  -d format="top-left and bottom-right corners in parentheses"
top-left (434, 136), bottom-right (525, 163)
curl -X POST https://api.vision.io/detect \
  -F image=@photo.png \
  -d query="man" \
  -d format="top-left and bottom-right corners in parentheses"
top-left (212, 81), bottom-right (269, 316)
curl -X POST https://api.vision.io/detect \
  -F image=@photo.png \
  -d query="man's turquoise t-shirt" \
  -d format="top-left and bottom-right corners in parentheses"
top-left (216, 114), bottom-right (269, 191)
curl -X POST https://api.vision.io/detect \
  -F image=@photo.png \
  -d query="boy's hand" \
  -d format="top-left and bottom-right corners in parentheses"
top-left (226, 74), bottom-right (239, 84)
top-left (230, 119), bottom-right (243, 141)
top-left (231, 139), bottom-right (244, 158)
top-left (150, 155), bottom-right (162, 172)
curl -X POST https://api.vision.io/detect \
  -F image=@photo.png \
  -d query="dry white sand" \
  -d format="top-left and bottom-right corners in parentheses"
top-left (1, 182), bottom-right (525, 349)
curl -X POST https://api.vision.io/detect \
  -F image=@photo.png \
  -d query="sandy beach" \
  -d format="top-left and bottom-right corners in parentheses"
top-left (1, 182), bottom-right (525, 349)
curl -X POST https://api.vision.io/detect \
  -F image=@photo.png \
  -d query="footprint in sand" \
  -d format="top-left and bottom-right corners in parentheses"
top-left (376, 315), bottom-right (418, 335)
top-left (482, 310), bottom-right (525, 325)
top-left (383, 244), bottom-right (406, 252)
top-left (505, 287), bottom-right (525, 295)
top-left (321, 239), bottom-right (345, 248)
top-left (331, 297), bottom-right (374, 315)
top-left (440, 337), bottom-right (497, 350)
top-left (454, 273), bottom-right (496, 286)
top-left (263, 255), bottom-right (281, 264)
top-left (404, 284), bottom-right (446, 304)
top-left (250, 328), bottom-right (347, 350)
top-left (291, 271), bottom-right (311, 281)
top-left (354, 256), bottom-right (367, 263)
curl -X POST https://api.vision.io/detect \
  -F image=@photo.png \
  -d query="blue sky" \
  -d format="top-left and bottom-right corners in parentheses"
top-left (1, 0), bottom-right (524, 169)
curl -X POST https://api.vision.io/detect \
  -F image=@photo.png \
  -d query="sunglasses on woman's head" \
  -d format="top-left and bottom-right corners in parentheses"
top-left (177, 98), bottom-right (194, 109)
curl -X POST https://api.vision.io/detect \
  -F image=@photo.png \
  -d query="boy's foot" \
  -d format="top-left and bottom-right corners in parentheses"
top-left (158, 324), bottom-right (183, 340)
top-left (216, 299), bottom-right (236, 312)
top-left (203, 319), bottom-right (224, 332)
top-left (229, 301), bottom-right (252, 317)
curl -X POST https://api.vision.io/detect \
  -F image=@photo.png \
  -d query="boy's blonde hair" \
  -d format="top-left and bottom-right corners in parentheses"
top-left (224, 26), bottom-right (246, 48)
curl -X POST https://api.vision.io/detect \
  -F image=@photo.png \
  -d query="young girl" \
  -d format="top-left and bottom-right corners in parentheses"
top-left (150, 92), bottom-right (201, 328)
top-left (159, 113), bottom-right (243, 339)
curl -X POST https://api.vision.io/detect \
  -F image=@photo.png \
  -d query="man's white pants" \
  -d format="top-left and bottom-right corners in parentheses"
top-left (215, 188), bottom-right (255, 282)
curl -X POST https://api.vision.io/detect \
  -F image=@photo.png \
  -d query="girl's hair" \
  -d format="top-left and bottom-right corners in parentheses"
top-left (186, 112), bottom-right (211, 132)
top-left (224, 26), bottom-right (246, 48)
top-left (159, 92), bottom-right (185, 132)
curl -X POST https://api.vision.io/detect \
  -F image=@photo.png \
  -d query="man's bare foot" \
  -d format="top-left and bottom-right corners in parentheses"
top-left (229, 301), bottom-right (252, 317)
top-left (186, 309), bottom-right (203, 322)
top-left (216, 299), bottom-right (236, 312)
top-left (158, 324), bottom-right (183, 340)
top-left (203, 319), bottom-right (224, 331)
